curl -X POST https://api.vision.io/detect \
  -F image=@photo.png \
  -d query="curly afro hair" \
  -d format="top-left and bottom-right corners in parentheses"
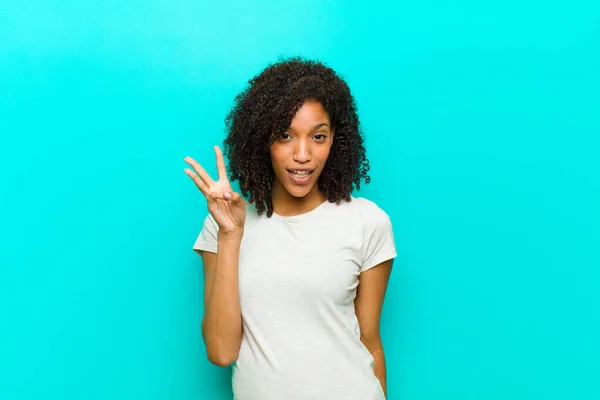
top-left (223, 56), bottom-right (370, 217)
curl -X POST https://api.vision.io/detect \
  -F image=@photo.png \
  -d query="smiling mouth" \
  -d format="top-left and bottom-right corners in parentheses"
top-left (287, 169), bottom-right (314, 177)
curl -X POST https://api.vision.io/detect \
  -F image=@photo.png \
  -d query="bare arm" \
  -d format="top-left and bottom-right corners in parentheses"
top-left (355, 259), bottom-right (393, 398)
top-left (185, 146), bottom-right (246, 367)
top-left (200, 231), bottom-right (243, 366)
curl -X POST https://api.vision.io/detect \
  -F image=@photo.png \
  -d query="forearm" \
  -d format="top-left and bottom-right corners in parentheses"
top-left (202, 233), bottom-right (243, 365)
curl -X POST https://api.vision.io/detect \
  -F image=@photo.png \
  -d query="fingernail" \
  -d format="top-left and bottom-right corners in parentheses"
top-left (224, 192), bottom-right (231, 199)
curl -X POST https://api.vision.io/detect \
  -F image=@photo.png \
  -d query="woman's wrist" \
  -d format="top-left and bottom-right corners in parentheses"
top-left (218, 229), bottom-right (244, 243)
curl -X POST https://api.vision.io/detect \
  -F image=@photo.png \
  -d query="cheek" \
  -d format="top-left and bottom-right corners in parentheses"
top-left (317, 147), bottom-right (332, 165)
top-left (270, 146), bottom-right (287, 169)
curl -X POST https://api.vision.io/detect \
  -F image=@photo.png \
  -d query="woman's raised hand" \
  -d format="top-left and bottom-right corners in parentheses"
top-left (184, 146), bottom-right (246, 236)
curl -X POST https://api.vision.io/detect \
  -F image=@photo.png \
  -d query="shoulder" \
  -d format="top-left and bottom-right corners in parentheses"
top-left (348, 196), bottom-right (392, 223)
top-left (203, 212), bottom-right (218, 230)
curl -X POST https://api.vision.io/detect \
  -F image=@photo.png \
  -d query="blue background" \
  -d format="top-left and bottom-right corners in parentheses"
top-left (1, 1), bottom-right (599, 399)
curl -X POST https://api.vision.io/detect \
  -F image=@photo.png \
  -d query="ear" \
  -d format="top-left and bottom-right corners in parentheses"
top-left (330, 127), bottom-right (335, 144)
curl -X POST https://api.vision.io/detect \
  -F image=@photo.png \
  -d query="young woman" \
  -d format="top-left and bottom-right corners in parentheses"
top-left (184, 57), bottom-right (396, 400)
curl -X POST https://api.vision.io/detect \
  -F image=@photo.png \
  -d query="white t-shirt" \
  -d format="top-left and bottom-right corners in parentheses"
top-left (193, 196), bottom-right (397, 400)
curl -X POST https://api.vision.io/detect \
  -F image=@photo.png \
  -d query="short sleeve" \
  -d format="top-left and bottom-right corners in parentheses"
top-left (361, 202), bottom-right (397, 273)
top-left (192, 213), bottom-right (219, 255)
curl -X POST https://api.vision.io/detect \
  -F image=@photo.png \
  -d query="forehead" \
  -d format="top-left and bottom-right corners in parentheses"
top-left (289, 100), bottom-right (330, 129)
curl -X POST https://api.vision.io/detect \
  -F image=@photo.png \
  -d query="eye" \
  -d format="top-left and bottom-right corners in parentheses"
top-left (277, 133), bottom-right (292, 141)
top-left (313, 133), bottom-right (327, 141)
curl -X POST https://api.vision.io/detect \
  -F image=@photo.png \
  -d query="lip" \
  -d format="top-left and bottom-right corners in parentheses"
top-left (287, 169), bottom-right (314, 185)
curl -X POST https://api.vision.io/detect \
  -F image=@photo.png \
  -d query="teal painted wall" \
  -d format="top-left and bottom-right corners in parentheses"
top-left (1, 1), bottom-right (599, 399)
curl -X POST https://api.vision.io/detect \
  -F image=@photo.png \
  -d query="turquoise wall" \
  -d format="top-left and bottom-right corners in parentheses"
top-left (1, 1), bottom-right (599, 399)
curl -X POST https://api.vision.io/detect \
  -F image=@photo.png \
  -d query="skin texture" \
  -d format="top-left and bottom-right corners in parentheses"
top-left (184, 57), bottom-right (393, 397)
top-left (184, 147), bottom-right (244, 366)
top-left (270, 100), bottom-right (334, 215)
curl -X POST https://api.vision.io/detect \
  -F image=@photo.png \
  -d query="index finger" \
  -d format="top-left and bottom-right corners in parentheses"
top-left (214, 145), bottom-right (228, 181)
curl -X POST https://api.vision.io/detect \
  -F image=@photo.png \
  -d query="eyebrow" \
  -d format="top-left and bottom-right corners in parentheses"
top-left (286, 122), bottom-right (330, 134)
top-left (312, 123), bottom-right (329, 130)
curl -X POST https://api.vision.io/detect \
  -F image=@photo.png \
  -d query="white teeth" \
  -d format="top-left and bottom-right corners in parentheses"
top-left (290, 170), bottom-right (311, 176)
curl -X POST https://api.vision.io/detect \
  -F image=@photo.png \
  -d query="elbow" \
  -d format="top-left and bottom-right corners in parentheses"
top-left (206, 348), bottom-right (238, 367)
top-left (360, 334), bottom-right (383, 354)
top-left (201, 320), bottom-right (242, 367)
top-left (203, 335), bottom-right (239, 367)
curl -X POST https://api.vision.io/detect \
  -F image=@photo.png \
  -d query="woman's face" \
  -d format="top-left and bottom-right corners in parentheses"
top-left (270, 100), bottom-right (334, 200)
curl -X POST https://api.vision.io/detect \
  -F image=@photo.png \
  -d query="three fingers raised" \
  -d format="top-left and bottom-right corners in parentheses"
top-left (184, 146), bottom-right (234, 199)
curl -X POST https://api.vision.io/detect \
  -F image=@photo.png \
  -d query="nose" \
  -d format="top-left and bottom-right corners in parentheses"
top-left (293, 138), bottom-right (311, 163)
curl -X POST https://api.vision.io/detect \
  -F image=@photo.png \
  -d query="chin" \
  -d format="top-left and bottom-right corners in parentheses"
top-left (285, 185), bottom-right (314, 199)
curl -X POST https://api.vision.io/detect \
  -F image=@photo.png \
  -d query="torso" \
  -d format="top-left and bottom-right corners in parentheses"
top-left (232, 197), bottom-right (388, 400)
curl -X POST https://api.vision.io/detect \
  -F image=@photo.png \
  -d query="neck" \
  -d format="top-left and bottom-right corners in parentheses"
top-left (272, 181), bottom-right (326, 217)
